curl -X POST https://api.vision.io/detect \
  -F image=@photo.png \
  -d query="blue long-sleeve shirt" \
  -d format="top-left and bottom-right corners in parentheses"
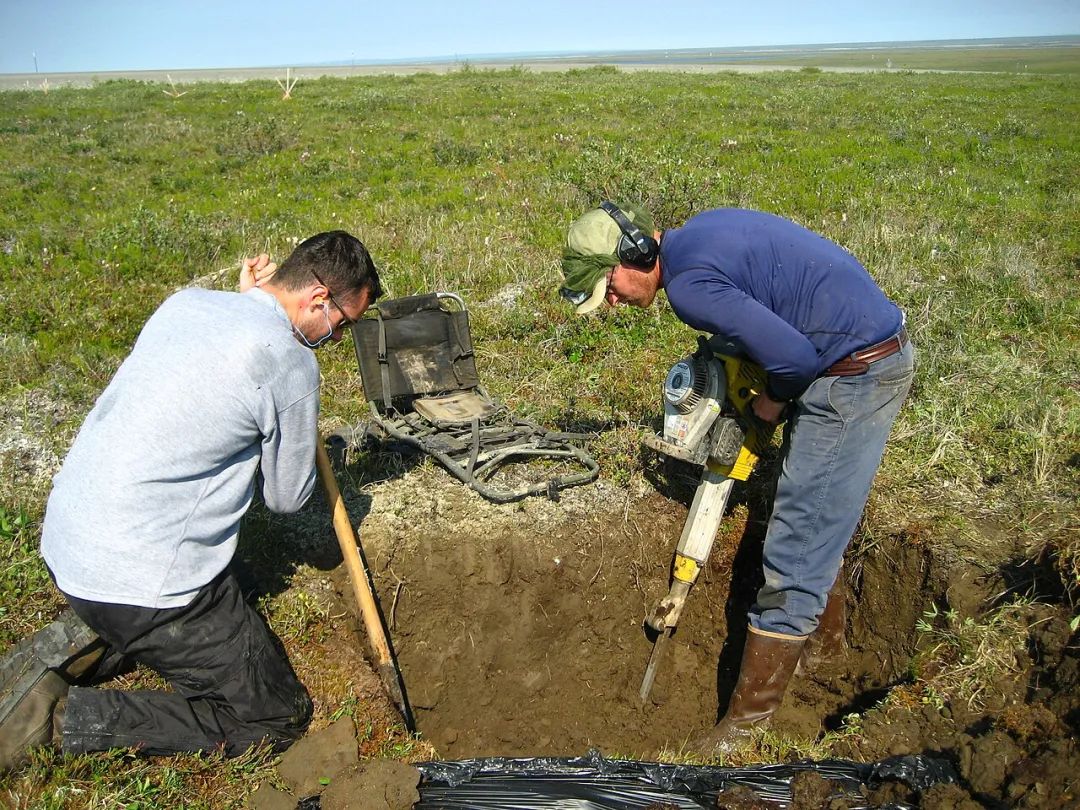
top-left (660, 209), bottom-right (903, 401)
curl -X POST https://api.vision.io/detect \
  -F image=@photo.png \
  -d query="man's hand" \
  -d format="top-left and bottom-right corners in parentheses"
top-left (239, 254), bottom-right (277, 292)
top-left (751, 392), bottom-right (787, 427)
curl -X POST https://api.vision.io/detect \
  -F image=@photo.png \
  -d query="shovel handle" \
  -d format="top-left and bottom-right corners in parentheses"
top-left (314, 439), bottom-right (393, 668)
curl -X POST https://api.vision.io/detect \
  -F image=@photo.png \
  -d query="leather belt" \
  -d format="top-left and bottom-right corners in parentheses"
top-left (823, 326), bottom-right (909, 377)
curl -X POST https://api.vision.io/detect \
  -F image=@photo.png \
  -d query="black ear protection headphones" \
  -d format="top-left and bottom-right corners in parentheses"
top-left (600, 201), bottom-right (660, 269)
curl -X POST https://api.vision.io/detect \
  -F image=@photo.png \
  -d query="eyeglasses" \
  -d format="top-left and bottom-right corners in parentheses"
top-left (558, 269), bottom-right (615, 308)
top-left (310, 269), bottom-right (356, 328)
top-left (558, 286), bottom-right (590, 307)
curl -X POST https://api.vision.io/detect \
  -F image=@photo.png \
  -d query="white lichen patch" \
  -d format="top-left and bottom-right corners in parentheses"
top-left (0, 388), bottom-right (78, 502)
top-left (480, 282), bottom-right (528, 310)
top-left (181, 264), bottom-right (237, 292)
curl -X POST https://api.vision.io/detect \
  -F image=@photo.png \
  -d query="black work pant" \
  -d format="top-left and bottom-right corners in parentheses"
top-left (60, 570), bottom-right (312, 757)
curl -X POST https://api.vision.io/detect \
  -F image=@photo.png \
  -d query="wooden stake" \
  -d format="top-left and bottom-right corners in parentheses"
top-left (163, 74), bottom-right (187, 98)
top-left (276, 67), bottom-right (298, 99)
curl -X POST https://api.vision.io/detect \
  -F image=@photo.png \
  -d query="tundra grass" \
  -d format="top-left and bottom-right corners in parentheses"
top-left (0, 67), bottom-right (1077, 805)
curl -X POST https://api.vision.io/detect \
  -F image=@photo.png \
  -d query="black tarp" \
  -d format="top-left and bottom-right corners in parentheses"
top-left (300, 750), bottom-right (957, 809)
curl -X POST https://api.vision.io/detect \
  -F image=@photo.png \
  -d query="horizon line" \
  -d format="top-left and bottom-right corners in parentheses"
top-left (2, 33), bottom-right (1078, 77)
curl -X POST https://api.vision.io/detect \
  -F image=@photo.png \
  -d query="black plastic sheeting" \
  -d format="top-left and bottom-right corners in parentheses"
top-left (414, 751), bottom-right (955, 808)
top-left (299, 750), bottom-right (957, 809)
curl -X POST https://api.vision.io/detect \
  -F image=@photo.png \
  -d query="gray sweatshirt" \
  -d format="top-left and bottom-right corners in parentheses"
top-left (42, 287), bottom-right (320, 608)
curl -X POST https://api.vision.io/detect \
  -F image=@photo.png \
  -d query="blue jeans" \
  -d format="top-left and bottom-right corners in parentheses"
top-left (750, 341), bottom-right (915, 637)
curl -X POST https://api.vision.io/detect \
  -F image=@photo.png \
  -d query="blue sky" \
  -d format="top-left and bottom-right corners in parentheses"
top-left (1, 0), bottom-right (1077, 74)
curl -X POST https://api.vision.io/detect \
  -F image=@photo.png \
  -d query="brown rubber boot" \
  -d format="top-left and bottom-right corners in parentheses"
top-left (796, 568), bottom-right (848, 676)
top-left (0, 611), bottom-right (101, 773)
top-left (689, 626), bottom-right (806, 758)
top-left (0, 670), bottom-right (66, 771)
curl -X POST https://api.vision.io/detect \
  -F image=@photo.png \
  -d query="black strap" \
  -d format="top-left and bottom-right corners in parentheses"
top-left (466, 417), bottom-right (481, 476)
top-left (375, 310), bottom-right (393, 413)
top-left (446, 312), bottom-right (471, 386)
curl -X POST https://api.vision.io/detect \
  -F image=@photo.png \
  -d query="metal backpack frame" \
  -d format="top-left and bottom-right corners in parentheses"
top-left (349, 292), bottom-right (599, 503)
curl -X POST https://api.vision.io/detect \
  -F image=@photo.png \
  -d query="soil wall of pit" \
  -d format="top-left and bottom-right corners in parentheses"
top-left (339, 477), bottom-right (940, 759)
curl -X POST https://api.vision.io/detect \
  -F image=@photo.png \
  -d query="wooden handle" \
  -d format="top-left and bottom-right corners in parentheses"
top-left (314, 439), bottom-right (392, 668)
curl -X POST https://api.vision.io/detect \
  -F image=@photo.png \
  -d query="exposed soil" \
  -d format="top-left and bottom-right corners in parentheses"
top-left (305, 456), bottom-right (1079, 807)
top-left (346, 471), bottom-right (934, 760)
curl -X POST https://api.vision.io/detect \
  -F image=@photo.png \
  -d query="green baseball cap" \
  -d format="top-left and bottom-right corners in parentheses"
top-left (559, 202), bottom-right (656, 314)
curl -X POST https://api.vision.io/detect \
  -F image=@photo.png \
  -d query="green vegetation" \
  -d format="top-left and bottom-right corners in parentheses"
top-left (0, 507), bottom-right (54, 645)
top-left (915, 601), bottom-right (1034, 710)
top-left (7, 745), bottom-right (279, 809)
top-left (0, 66), bottom-right (1077, 804)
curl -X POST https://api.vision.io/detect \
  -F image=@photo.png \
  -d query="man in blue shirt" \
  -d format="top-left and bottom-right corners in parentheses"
top-left (559, 202), bottom-right (914, 754)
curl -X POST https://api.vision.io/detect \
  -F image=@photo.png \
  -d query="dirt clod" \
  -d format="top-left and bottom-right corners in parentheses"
top-left (788, 771), bottom-right (837, 808)
top-left (248, 782), bottom-right (297, 810)
top-left (919, 781), bottom-right (984, 810)
top-left (320, 759), bottom-right (421, 810)
top-left (962, 730), bottom-right (1023, 797)
top-left (997, 702), bottom-right (1060, 741)
top-left (277, 717), bottom-right (359, 798)
top-left (714, 783), bottom-right (771, 809)
top-left (864, 779), bottom-right (917, 807)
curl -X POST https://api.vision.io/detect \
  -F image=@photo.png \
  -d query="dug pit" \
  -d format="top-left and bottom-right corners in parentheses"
top-left (309, 455), bottom-right (1080, 806)
top-left (338, 468), bottom-right (942, 760)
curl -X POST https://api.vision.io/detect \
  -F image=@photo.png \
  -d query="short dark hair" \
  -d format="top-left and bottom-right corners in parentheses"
top-left (274, 230), bottom-right (383, 302)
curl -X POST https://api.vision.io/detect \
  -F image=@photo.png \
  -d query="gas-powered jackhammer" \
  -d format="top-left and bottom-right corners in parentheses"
top-left (638, 337), bottom-right (782, 703)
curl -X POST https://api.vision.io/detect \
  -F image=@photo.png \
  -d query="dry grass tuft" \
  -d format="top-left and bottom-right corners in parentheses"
top-left (914, 601), bottom-right (1043, 710)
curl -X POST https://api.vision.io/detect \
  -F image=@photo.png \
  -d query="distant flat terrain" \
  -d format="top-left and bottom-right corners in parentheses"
top-left (522, 36), bottom-right (1080, 74)
top-left (0, 62), bottom-right (895, 91)
top-left (699, 43), bottom-right (1080, 73)
top-left (2, 36), bottom-right (1077, 90)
